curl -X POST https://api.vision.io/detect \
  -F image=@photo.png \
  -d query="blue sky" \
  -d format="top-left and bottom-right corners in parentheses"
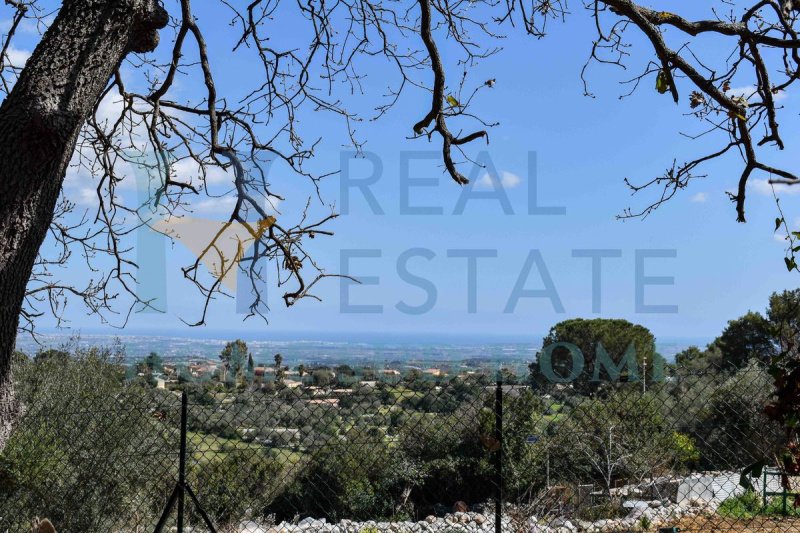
top-left (10, 1), bottom-right (800, 343)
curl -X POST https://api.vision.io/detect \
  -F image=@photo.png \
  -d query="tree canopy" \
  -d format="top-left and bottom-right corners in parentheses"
top-left (220, 339), bottom-right (249, 382)
top-left (531, 318), bottom-right (657, 387)
top-left (712, 311), bottom-right (778, 370)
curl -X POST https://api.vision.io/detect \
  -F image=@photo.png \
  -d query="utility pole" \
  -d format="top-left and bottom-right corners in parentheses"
top-left (642, 355), bottom-right (647, 394)
top-left (546, 451), bottom-right (550, 489)
top-left (605, 425), bottom-right (615, 496)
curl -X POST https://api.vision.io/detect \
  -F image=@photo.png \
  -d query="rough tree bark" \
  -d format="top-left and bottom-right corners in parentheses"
top-left (0, 0), bottom-right (168, 451)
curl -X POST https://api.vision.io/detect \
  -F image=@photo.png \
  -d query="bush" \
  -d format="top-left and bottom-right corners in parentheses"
top-left (717, 491), bottom-right (763, 518)
top-left (189, 449), bottom-right (282, 525)
top-left (0, 345), bottom-right (178, 531)
top-left (717, 491), bottom-right (800, 519)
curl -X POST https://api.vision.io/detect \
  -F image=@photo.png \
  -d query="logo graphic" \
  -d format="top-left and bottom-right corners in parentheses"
top-left (131, 150), bottom-right (272, 315)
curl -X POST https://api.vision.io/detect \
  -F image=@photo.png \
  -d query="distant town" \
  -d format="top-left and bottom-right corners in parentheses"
top-left (141, 353), bottom-right (525, 397)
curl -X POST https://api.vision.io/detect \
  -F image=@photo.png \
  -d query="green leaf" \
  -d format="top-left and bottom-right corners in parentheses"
top-left (656, 70), bottom-right (669, 94)
top-left (785, 256), bottom-right (797, 271)
top-left (776, 217), bottom-right (783, 232)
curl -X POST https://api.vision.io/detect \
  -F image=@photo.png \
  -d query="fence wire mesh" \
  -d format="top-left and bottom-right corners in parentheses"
top-left (1, 352), bottom-right (798, 533)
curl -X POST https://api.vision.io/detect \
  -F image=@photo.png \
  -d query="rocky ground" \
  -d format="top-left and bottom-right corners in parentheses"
top-left (235, 498), bottom-right (800, 533)
top-left (238, 500), bottom-right (710, 532)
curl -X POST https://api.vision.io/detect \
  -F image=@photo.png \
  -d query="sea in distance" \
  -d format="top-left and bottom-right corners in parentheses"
top-left (15, 328), bottom-right (709, 371)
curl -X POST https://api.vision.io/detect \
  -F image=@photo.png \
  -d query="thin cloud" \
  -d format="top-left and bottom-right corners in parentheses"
top-left (690, 192), bottom-right (708, 203)
top-left (774, 218), bottom-right (800, 243)
top-left (70, 187), bottom-right (98, 208)
top-left (0, 16), bottom-right (52, 35)
top-left (4, 46), bottom-right (30, 68)
top-left (729, 85), bottom-right (788, 102)
top-left (476, 171), bottom-right (522, 190)
top-left (173, 158), bottom-right (230, 186)
top-left (749, 178), bottom-right (800, 196)
top-left (192, 196), bottom-right (237, 215)
top-left (190, 195), bottom-right (281, 216)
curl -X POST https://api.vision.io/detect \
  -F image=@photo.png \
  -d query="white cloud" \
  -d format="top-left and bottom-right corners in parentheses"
top-left (476, 171), bottom-right (522, 190)
top-left (71, 187), bottom-right (98, 208)
top-left (190, 195), bottom-right (282, 217)
top-left (729, 85), bottom-right (788, 102)
top-left (0, 16), bottom-right (52, 36)
top-left (689, 192), bottom-right (707, 203)
top-left (172, 158), bottom-right (231, 186)
top-left (773, 218), bottom-right (800, 244)
top-left (749, 178), bottom-right (800, 197)
top-left (192, 196), bottom-right (237, 215)
top-left (62, 158), bottom-right (138, 192)
top-left (4, 45), bottom-right (30, 68)
top-left (95, 94), bottom-right (126, 128)
top-left (63, 166), bottom-right (89, 188)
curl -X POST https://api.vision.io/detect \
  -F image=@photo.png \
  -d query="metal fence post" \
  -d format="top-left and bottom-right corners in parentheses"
top-left (154, 390), bottom-right (217, 533)
top-left (494, 379), bottom-right (503, 533)
top-left (177, 390), bottom-right (187, 532)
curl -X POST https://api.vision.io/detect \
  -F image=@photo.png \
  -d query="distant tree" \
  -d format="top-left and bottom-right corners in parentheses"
top-left (185, 383), bottom-right (215, 406)
top-left (220, 340), bottom-right (249, 384)
top-left (33, 349), bottom-right (70, 365)
top-left (335, 364), bottom-right (355, 377)
top-left (297, 364), bottom-right (306, 378)
top-left (675, 346), bottom-right (705, 368)
top-left (405, 369), bottom-right (424, 383)
top-left (768, 289), bottom-right (800, 354)
top-left (312, 370), bottom-right (335, 388)
top-left (712, 311), bottom-right (777, 370)
top-left (334, 365), bottom-right (357, 387)
top-left (246, 353), bottom-right (255, 381)
top-left (499, 368), bottom-right (519, 385)
top-left (274, 353), bottom-right (285, 386)
top-left (531, 318), bottom-right (656, 388)
top-left (673, 345), bottom-right (729, 377)
top-left (142, 352), bottom-right (163, 373)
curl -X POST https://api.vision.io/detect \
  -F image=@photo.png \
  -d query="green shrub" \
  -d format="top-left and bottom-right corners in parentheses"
top-left (718, 491), bottom-right (800, 518)
top-left (717, 491), bottom-right (771, 519)
top-left (577, 501), bottom-right (625, 521)
top-left (763, 495), bottom-right (800, 516)
top-left (189, 449), bottom-right (282, 525)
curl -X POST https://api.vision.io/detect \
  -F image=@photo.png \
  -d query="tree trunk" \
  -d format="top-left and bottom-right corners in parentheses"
top-left (0, 0), bottom-right (167, 451)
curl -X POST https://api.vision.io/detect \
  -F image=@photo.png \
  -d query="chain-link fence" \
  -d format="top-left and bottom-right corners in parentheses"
top-left (1, 353), bottom-right (798, 532)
